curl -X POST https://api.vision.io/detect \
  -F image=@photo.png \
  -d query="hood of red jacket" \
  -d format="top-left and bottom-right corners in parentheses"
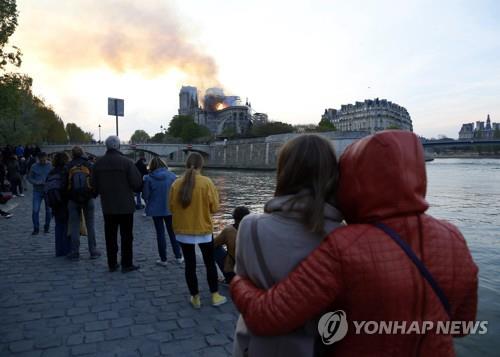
top-left (338, 130), bottom-right (429, 223)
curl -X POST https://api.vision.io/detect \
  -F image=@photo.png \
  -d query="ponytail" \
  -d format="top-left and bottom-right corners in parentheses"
top-left (178, 152), bottom-right (204, 208)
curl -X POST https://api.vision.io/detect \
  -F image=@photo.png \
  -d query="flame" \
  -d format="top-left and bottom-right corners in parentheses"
top-left (216, 103), bottom-right (227, 111)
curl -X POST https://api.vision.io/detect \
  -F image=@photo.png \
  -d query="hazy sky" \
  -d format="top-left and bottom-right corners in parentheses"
top-left (11, 0), bottom-right (500, 140)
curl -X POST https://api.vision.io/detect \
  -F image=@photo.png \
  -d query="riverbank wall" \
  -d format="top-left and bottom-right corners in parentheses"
top-left (167, 131), bottom-right (368, 170)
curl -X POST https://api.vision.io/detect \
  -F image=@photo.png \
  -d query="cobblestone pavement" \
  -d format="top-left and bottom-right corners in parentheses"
top-left (0, 190), bottom-right (238, 357)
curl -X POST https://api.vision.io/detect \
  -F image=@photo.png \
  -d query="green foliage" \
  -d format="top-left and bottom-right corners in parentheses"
top-left (130, 129), bottom-right (151, 143)
top-left (317, 118), bottom-right (336, 132)
top-left (167, 115), bottom-right (192, 138)
top-left (0, 73), bottom-right (67, 144)
top-left (251, 121), bottom-right (294, 137)
top-left (386, 124), bottom-right (401, 130)
top-left (494, 128), bottom-right (500, 139)
top-left (0, 2), bottom-right (68, 145)
top-left (220, 126), bottom-right (237, 138)
top-left (66, 123), bottom-right (93, 144)
top-left (167, 115), bottom-right (212, 143)
top-left (0, 0), bottom-right (22, 69)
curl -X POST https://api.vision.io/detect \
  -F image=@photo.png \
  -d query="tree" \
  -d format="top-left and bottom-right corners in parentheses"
top-left (180, 120), bottom-right (211, 142)
top-left (317, 118), bottom-right (336, 132)
top-left (251, 121), bottom-right (294, 137)
top-left (0, 0), bottom-right (22, 70)
top-left (130, 129), bottom-right (151, 143)
top-left (167, 115), bottom-right (212, 143)
top-left (66, 123), bottom-right (93, 144)
top-left (167, 115), bottom-right (192, 138)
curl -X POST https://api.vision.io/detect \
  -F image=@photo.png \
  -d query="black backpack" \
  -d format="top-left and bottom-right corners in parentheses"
top-left (45, 171), bottom-right (64, 208)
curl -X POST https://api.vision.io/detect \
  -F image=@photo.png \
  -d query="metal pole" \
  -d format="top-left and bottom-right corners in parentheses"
top-left (114, 100), bottom-right (119, 137)
top-left (98, 125), bottom-right (101, 142)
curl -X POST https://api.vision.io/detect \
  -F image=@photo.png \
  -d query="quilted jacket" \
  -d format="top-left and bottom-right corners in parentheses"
top-left (230, 130), bottom-right (478, 357)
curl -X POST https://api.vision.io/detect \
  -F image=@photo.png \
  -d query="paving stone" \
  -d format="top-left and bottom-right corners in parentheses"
top-left (104, 327), bottom-right (130, 340)
top-left (177, 318), bottom-right (197, 328)
top-left (84, 331), bottom-right (105, 343)
top-left (71, 343), bottom-right (97, 356)
top-left (84, 320), bottom-right (109, 332)
top-left (66, 333), bottom-right (84, 346)
top-left (111, 317), bottom-right (134, 328)
top-left (34, 336), bottom-right (62, 349)
top-left (41, 346), bottom-right (70, 357)
top-left (97, 310), bottom-right (119, 320)
top-left (206, 334), bottom-right (231, 346)
top-left (9, 340), bottom-right (35, 353)
top-left (67, 307), bottom-right (89, 316)
top-left (130, 324), bottom-right (156, 337)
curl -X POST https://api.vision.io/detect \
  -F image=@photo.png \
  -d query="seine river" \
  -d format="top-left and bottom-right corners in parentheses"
top-left (174, 158), bottom-right (500, 356)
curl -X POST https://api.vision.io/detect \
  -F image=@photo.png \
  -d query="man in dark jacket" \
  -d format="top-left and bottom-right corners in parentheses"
top-left (92, 136), bottom-right (143, 272)
top-left (66, 146), bottom-right (101, 260)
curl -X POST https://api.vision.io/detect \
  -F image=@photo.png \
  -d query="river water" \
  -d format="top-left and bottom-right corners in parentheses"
top-left (173, 158), bottom-right (500, 355)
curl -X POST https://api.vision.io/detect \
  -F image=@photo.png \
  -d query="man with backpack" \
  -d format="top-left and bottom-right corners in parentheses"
top-left (66, 146), bottom-right (100, 260)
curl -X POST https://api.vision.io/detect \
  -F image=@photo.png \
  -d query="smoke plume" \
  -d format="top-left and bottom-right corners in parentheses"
top-left (19, 0), bottom-right (220, 88)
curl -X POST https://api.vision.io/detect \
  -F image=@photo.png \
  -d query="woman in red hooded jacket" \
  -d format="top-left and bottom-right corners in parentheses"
top-left (231, 130), bottom-right (478, 356)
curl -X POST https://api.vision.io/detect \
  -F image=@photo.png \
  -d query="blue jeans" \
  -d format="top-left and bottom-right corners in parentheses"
top-left (68, 199), bottom-right (97, 256)
top-left (152, 216), bottom-right (182, 261)
top-left (32, 190), bottom-right (51, 231)
top-left (54, 214), bottom-right (70, 257)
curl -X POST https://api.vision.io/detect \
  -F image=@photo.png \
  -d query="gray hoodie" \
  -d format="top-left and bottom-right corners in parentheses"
top-left (234, 193), bottom-right (344, 357)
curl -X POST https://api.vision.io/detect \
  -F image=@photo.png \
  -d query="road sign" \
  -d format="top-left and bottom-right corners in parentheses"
top-left (108, 98), bottom-right (124, 116)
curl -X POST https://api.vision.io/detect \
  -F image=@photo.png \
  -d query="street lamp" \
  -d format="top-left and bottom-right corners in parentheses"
top-left (98, 124), bottom-right (101, 143)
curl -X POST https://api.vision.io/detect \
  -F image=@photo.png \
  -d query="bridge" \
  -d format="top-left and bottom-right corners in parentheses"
top-left (422, 139), bottom-right (500, 147)
top-left (40, 132), bottom-right (366, 169)
top-left (41, 143), bottom-right (211, 163)
top-left (41, 134), bottom-right (499, 170)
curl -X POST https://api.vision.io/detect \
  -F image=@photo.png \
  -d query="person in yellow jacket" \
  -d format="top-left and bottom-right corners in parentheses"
top-left (169, 152), bottom-right (227, 308)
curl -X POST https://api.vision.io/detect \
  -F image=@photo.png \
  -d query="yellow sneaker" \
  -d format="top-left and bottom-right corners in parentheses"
top-left (190, 294), bottom-right (201, 309)
top-left (211, 292), bottom-right (227, 307)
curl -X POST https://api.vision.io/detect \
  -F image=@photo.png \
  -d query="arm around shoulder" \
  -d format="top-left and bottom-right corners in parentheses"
top-left (230, 229), bottom-right (344, 335)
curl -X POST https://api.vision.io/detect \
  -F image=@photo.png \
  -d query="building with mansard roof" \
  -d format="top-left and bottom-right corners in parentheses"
top-left (322, 98), bottom-right (412, 133)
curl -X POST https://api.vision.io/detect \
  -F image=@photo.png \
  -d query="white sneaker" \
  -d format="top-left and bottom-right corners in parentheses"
top-left (156, 260), bottom-right (168, 267)
top-left (176, 257), bottom-right (184, 264)
top-left (17, 194), bottom-right (24, 197)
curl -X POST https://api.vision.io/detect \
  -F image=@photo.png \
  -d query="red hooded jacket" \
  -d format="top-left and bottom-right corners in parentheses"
top-left (231, 131), bottom-right (478, 356)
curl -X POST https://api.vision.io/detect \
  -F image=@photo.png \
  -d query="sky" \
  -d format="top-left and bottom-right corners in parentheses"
top-left (10, 0), bottom-right (500, 140)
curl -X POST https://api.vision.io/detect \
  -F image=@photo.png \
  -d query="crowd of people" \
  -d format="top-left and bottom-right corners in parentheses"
top-left (0, 144), bottom-right (42, 218)
top-left (1, 130), bottom-right (479, 356)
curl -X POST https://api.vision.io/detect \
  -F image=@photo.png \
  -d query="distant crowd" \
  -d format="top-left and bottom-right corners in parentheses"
top-left (1, 130), bottom-right (479, 356)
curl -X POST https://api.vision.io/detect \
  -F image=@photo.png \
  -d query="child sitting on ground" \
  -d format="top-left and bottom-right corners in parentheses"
top-left (214, 206), bottom-right (250, 284)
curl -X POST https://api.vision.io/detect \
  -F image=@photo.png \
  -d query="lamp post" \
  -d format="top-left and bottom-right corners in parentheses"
top-left (98, 124), bottom-right (101, 143)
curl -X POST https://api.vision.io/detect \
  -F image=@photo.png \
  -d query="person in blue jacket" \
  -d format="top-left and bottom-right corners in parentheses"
top-left (143, 156), bottom-right (183, 266)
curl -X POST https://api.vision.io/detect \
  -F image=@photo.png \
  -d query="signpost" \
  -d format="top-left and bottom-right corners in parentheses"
top-left (108, 98), bottom-right (124, 137)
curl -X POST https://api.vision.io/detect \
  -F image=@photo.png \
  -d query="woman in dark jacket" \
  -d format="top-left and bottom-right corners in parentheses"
top-left (6, 155), bottom-right (23, 196)
top-left (48, 152), bottom-right (71, 257)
